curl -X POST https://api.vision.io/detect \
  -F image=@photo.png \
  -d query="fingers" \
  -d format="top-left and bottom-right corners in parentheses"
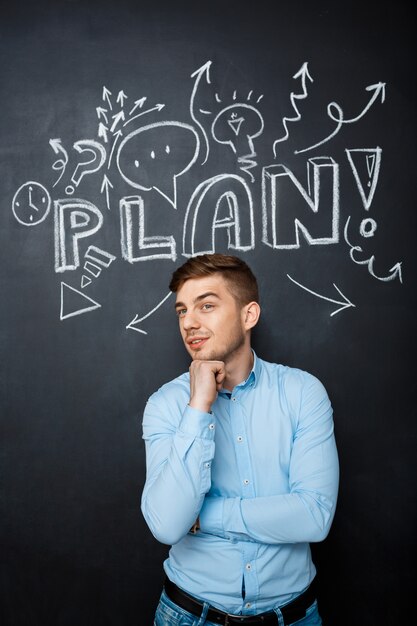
top-left (188, 360), bottom-right (226, 412)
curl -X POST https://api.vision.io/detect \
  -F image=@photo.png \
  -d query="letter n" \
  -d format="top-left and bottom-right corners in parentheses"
top-left (262, 157), bottom-right (339, 249)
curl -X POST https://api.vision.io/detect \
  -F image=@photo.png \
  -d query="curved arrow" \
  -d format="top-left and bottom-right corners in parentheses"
top-left (287, 274), bottom-right (355, 316)
top-left (49, 138), bottom-right (69, 187)
top-left (123, 103), bottom-right (165, 127)
top-left (190, 60), bottom-right (212, 165)
top-left (296, 82), bottom-right (386, 154)
top-left (126, 292), bottom-right (172, 334)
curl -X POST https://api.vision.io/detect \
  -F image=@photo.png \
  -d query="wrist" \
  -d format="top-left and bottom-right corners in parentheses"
top-left (189, 397), bottom-right (213, 413)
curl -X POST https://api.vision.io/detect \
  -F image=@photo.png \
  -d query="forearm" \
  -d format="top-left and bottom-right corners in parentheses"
top-left (199, 485), bottom-right (338, 544)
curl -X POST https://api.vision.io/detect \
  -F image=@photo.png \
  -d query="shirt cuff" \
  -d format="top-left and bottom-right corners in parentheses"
top-left (179, 405), bottom-right (216, 440)
top-left (199, 496), bottom-right (224, 535)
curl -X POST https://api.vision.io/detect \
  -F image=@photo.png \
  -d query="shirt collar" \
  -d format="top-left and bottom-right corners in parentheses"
top-left (218, 350), bottom-right (260, 396)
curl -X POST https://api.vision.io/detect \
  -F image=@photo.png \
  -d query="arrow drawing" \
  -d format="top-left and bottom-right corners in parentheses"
top-left (116, 90), bottom-right (128, 107)
top-left (98, 122), bottom-right (109, 143)
top-left (110, 110), bottom-right (125, 133)
top-left (126, 292), bottom-right (172, 335)
top-left (108, 129), bottom-right (123, 168)
top-left (100, 174), bottom-right (114, 210)
top-left (49, 138), bottom-right (69, 187)
top-left (272, 62), bottom-right (313, 158)
top-left (287, 274), bottom-right (355, 316)
top-left (129, 97), bottom-right (147, 116)
top-left (123, 103), bottom-right (165, 127)
top-left (296, 82), bottom-right (386, 154)
top-left (190, 60), bottom-right (212, 165)
top-left (102, 86), bottom-right (113, 110)
top-left (96, 107), bottom-right (109, 124)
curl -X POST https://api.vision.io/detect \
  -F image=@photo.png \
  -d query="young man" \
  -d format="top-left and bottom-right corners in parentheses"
top-left (141, 254), bottom-right (339, 626)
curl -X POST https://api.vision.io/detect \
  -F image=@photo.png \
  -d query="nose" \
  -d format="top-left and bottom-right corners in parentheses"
top-left (182, 310), bottom-right (200, 330)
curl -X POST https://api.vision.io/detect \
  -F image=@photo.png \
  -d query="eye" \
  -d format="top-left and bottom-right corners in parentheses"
top-left (176, 308), bottom-right (187, 317)
top-left (202, 303), bottom-right (214, 311)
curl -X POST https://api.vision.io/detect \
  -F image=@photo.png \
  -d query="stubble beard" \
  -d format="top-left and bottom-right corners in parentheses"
top-left (189, 326), bottom-right (246, 364)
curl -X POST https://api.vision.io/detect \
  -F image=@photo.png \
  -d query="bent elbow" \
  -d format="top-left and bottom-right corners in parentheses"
top-left (141, 499), bottom-right (186, 546)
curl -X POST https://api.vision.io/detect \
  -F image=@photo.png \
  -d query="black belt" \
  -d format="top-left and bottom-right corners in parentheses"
top-left (164, 576), bottom-right (317, 626)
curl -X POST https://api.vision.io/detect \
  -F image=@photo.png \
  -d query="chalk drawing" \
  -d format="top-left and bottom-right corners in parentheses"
top-left (183, 174), bottom-right (255, 257)
top-left (190, 61), bottom-right (212, 165)
top-left (120, 195), bottom-right (176, 262)
top-left (54, 198), bottom-right (104, 272)
top-left (60, 282), bottom-right (101, 320)
top-left (211, 103), bottom-right (264, 183)
top-left (262, 157), bottom-right (339, 249)
top-left (346, 147), bottom-right (382, 210)
top-left (49, 139), bottom-right (69, 187)
top-left (14, 65), bottom-right (402, 331)
top-left (81, 243), bottom-right (116, 289)
top-left (344, 215), bottom-right (403, 283)
top-left (287, 275), bottom-right (355, 316)
top-left (297, 82), bottom-right (385, 154)
top-left (116, 121), bottom-right (200, 209)
top-left (126, 292), bottom-right (172, 335)
top-left (273, 62), bottom-right (313, 158)
top-left (12, 181), bottom-right (51, 226)
top-left (189, 60), bottom-right (264, 180)
top-left (65, 140), bottom-right (107, 195)
top-left (100, 174), bottom-right (114, 210)
top-left (123, 103), bottom-right (165, 128)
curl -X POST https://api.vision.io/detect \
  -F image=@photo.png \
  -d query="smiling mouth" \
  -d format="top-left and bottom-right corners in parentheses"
top-left (187, 337), bottom-right (209, 349)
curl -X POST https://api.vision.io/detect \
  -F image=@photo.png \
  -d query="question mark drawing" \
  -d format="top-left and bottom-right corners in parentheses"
top-left (65, 140), bottom-right (107, 195)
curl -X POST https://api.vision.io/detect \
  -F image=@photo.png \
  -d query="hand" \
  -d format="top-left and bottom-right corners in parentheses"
top-left (189, 360), bottom-right (225, 413)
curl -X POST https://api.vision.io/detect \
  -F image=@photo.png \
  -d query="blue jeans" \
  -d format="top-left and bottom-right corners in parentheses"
top-left (154, 589), bottom-right (322, 626)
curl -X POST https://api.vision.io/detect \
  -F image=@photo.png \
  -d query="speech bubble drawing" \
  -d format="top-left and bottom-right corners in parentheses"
top-left (116, 121), bottom-right (200, 208)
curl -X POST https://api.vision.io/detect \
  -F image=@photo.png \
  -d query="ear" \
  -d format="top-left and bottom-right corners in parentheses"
top-left (242, 301), bottom-right (261, 330)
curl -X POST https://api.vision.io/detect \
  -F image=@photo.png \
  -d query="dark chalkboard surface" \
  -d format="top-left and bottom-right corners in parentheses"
top-left (1, 1), bottom-right (416, 624)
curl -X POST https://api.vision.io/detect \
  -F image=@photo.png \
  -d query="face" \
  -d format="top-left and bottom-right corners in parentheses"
top-left (175, 274), bottom-right (248, 363)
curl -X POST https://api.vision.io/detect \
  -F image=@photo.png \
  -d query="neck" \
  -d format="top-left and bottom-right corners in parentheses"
top-left (223, 345), bottom-right (254, 391)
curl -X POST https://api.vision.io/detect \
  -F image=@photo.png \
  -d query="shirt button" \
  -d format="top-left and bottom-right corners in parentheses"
top-left (205, 462), bottom-right (211, 468)
top-left (237, 435), bottom-right (243, 443)
top-left (245, 563), bottom-right (252, 570)
top-left (245, 603), bottom-right (251, 608)
top-left (208, 423), bottom-right (215, 430)
top-left (243, 479), bottom-right (250, 485)
top-left (232, 397), bottom-right (236, 402)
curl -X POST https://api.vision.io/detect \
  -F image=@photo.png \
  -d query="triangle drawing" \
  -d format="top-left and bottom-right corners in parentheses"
top-left (346, 147), bottom-right (382, 210)
top-left (60, 282), bottom-right (101, 320)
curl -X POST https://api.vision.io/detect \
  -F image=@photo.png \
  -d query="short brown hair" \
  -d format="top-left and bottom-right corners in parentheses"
top-left (169, 254), bottom-right (259, 306)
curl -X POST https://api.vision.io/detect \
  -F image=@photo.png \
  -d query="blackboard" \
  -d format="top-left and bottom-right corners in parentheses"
top-left (1, 1), bottom-right (416, 624)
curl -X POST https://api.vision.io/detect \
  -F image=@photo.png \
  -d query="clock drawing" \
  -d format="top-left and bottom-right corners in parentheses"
top-left (12, 181), bottom-right (51, 226)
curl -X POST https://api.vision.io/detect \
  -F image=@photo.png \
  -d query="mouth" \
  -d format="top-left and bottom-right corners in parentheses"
top-left (187, 337), bottom-right (209, 350)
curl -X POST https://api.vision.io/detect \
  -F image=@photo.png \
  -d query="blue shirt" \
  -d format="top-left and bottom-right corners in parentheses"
top-left (141, 352), bottom-right (339, 615)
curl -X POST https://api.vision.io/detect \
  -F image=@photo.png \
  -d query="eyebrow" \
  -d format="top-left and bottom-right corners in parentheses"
top-left (175, 291), bottom-right (221, 309)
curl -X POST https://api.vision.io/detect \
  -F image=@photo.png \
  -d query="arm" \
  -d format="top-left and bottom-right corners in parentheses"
top-left (141, 393), bottom-right (215, 546)
top-left (141, 360), bottom-right (225, 545)
top-left (199, 375), bottom-right (339, 544)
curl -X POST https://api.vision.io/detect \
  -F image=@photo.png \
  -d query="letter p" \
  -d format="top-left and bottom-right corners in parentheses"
top-left (54, 198), bottom-right (103, 272)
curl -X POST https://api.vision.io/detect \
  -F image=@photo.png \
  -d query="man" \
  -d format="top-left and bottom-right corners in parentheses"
top-left (141, 253), bottom-right (339, 626)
